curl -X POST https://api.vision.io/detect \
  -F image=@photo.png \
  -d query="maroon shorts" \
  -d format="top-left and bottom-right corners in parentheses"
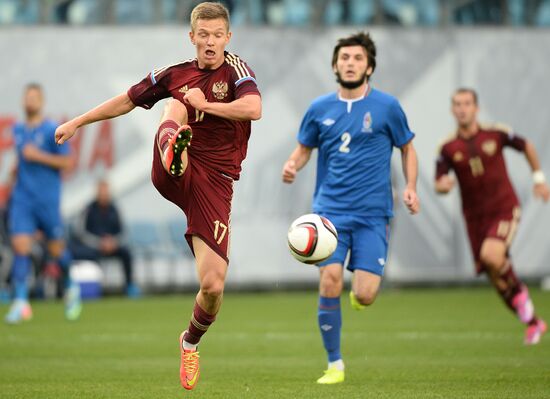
top-left (151, 134), bottom-right (233, 263)
top-left (464, 206), bottom-right (521, 274)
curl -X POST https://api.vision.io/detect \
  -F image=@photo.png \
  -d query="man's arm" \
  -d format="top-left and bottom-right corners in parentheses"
top-left (72, 207), bottom-right (101, 249)
top-left (22, 145), bottom-right (73, 170)
top-left (55, 93), bottom-right (136, 144)
top-left (524, 140), bottom-right (550, 201)
top-left (184, 89), bottom-right (261, 121)
top-left (434, 146), bottom-right (454, 194)
top-left (435, 175), bottom-right (455, 194)
top-left (282, 144), bottom-right (313, 184)
top-left (400, 141), bottom-right (420, 214)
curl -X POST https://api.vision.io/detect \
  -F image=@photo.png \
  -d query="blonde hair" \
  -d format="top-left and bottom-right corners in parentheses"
top-left (190, 2), bottom-right (230, 32)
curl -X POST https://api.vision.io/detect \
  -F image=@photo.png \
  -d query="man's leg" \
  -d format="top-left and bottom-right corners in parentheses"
top-left (157, 99), bottom-right (192, 176)
top-left (316, 263), bottom-right (345, 384)
top-left (350, 269), bottom-right (382, 308)
top-left (480, 238), bottom-right (546, 344)
top-left (179, 236), bottom-right (228, 390)
top-left (112, 246), bottom-right (140, 297)
top-left (48, 239), bottom-right (82, 321)
top-left (5, 234), bottom-right (33, 324)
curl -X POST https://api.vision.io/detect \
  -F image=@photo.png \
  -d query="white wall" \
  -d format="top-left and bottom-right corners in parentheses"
top-left (1, 27), bottom-right (549, 287)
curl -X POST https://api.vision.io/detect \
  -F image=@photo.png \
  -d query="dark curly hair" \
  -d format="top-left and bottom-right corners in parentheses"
top-left (332, 32), bottom-right (376, 80)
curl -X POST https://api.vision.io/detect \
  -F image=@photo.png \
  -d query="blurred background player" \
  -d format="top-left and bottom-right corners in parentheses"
top-left (282, 32), bottom-right (419, 384)
top-left (54, 2), bottom-right (261, 390)
top-left (5, 83), bottom-right (81, 324)
top-left (69, 179), bottom-right (140, 298)
top-left (435, 88), bottom-right (549, 345)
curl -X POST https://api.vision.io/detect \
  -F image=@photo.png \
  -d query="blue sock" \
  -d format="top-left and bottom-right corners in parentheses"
top-left (55, 249), bottom-right (74, 289)
top-left (12, 255), bottom-right (31, 300)
top-left (318, 296), bottom-right (342, 362)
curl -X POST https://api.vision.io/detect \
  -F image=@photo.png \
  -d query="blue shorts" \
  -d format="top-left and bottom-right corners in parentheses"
top-left (8, 200), bottom-right (65, 240)
top-left (317, 213), bottom-right (390, 276)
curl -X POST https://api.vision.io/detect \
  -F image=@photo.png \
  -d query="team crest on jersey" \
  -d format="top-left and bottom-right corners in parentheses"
top-left (453, 151), bottom-right (464, 162)
top-left (361, 112), bottom-right (373, 133)
top-left (481, 140), bottom-right (497, 156)
top-left (212, 81), bottom-right (228, 100)
top-left (178, 85), bottom-right (189, 94)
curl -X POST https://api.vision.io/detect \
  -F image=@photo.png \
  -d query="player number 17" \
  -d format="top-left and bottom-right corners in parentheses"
top-left (213, 220), bottom-right (228, 244)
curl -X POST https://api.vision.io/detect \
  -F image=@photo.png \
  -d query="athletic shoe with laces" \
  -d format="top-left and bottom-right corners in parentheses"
top-left (164, 125), bottom-right (192, 177)
top-left (179, 331), bottom-right (200, 390)
top-left (4, 299), bottom-right (33, 324)
top-left (525, 318), bottom-right (547, 345)
top-left (316, 365), bottom-right (345, 384)
top-left (64, 283), bottom-right (82, 321)
top-left (512, 286), bottom-right (534, 324)
top-left (349, 290), bottom-right (366, 311)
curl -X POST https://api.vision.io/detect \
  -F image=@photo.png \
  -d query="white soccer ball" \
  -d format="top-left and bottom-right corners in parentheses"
top-left (287, 214), bottom-right (338, 264)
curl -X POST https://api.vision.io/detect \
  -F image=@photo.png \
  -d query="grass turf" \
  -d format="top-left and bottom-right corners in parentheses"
top-left (0, 288), bottom-right (549, 398)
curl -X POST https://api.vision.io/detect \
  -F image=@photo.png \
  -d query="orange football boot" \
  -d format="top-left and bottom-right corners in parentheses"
top-left (179, 331), bottom-right (200, 390)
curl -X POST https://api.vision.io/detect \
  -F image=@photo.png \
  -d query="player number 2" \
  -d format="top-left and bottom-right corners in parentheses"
top-left (213, 220), bottom-right (228, 244)
top-left (339, 132), bottom-right (351, 153)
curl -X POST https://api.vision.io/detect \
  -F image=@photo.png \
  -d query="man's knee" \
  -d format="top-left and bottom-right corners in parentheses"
top-left (163, 99), bottom-right (188, 122)
top-left (480, 249), bottom-right (506, 271)
top-left (200, 272), bottom-right (225, 299)
top-left (353, 288), bottom-right (378, 306)
top-left (11, 236), bottom-right (32, 256)
top-left (480, 239), bottom-right (507, 271)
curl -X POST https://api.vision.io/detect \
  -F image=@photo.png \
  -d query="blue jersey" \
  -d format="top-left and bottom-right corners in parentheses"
top-left (298, 87), bottom-right (414, 217)
top-left (12, 119), bottom-right (69, 206)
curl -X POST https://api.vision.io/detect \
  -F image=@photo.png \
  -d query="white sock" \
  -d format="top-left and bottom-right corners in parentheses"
top-left (182, 339), bottom-right (198, 351)
top-left (328, 359), bottom-right (345, 371)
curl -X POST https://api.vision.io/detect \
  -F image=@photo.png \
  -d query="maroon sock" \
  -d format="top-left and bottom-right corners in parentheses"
top-left (183, 302), bottom-right (217, 345)
top-left (157, 120), bottom-right (179, 153)
top-left (492, 261), bottom-right (522, 312)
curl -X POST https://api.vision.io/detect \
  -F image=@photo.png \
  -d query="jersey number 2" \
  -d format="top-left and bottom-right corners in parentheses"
top-left (339, 132), bottom-right (351, 153)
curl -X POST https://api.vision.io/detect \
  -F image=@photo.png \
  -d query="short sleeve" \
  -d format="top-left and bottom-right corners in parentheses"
top-left (127, 67), bottom-right (171, 109)
top-left (229, 58), bottom-right (260, 99)
top-left (387, 100), bottom-right (415, 148)
top-left (435, 147), bottom-right (452, 179)
top-left (297, 106), bottom-right (319, 148)
top-left (500, 131), bottom-right (526, 152)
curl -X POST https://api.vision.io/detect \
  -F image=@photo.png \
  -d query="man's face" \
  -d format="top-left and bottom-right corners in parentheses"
top-left (451, 92), bottom-right (478, 127)
top-left (334, 45), bottom-right (372, 89)
top-left (189, 18), bottom-right (231, 69)
top-left (23, 88), bottom-right (43, 117)
top-left (97, 182), bottom-right (110, 206)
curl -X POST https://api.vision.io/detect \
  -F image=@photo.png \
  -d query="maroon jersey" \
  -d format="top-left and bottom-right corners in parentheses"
top-left (127, 52), bottom-right (260, 180)
top-left (435, 124), bottom-right (526, 218)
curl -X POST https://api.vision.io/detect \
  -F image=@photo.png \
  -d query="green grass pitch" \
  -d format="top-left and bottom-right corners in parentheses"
top-left (0, 288), bottom-right (549, 398)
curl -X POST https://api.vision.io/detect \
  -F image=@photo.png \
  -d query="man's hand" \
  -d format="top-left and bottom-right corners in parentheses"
top-left (22, 144), bottom-right (44, 162)
top-left (435, 175), bottom-right (455, 194)
top-left (403, 188), bottom-right (420, 215)
top-left (55, 120), bottom-right (79, 145)
top-left (534, 182), bottom-right (550, 202)
top-left (282, 160), bottom-right (297, 184)
top-left (100, 236), bottom-right (118, 255)
top-left (183, 88), bottom-right (207, 111)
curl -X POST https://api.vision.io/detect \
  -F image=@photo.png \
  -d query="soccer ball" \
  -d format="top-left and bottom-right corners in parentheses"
top-left (287, 214), bottom-right (338, 264)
